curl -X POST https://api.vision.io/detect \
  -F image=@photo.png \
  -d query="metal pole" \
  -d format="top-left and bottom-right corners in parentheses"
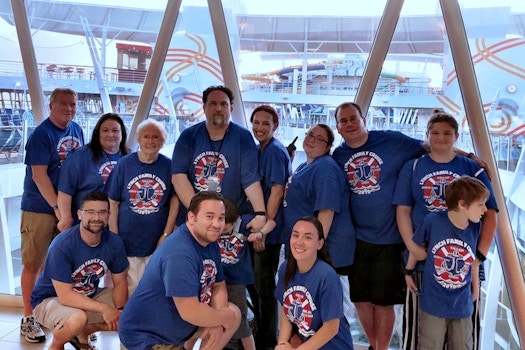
top-left (440, 0), bottom-right (525, 347)
top-left (10, 0), bottom-right (47, 124)
top-left (355, 0), bottom-right (404, 116)
top-left (207, 0), bottom-right (246, 127)
top-left (126, 0), bottom-right (183, 151)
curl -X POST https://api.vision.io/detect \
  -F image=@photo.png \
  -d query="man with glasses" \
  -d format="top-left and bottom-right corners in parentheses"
top-left (332, 102), bottom-right (491, 350)
top-left (332, 102), bottom-right (426, 350)
top-left (30, 191), bottom-right (129, 350)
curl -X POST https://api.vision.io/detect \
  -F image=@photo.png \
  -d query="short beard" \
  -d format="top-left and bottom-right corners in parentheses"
top-left (212, 118), bottom-right (225, 127)
top-left (82, 221), bottom-right (104, 234)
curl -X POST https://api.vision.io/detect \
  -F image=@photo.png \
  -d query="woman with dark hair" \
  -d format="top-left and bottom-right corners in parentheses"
top-left (283, 123), bottom-right (355, 279)
top-left (275, 217), bottom-right (354, 350)
top-left (57, 113), bottom-right (129, 231)
top-left (249, 104), bottom-right (292, 348)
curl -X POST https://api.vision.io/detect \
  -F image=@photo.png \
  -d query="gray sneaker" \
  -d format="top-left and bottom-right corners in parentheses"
top-left (20, 315), bottom-right (46, 343)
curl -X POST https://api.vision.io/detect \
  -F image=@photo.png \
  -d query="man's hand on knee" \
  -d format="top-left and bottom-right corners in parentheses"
top-left (220, 303), bottom-right (241, 331)
top-left (100, 305), bottom-right (120, 331)
top-left (199, 326), bottom-right (224, 350)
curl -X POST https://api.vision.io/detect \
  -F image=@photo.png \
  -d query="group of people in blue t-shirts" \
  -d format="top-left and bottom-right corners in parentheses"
top-left (20, 86), bottom-right (497, 350)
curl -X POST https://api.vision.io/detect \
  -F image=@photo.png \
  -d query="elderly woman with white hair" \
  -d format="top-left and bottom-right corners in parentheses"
top-left (106, 119), bottom-right (179, 295)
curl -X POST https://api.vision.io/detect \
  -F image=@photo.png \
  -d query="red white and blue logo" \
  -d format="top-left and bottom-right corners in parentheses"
top-left (57, 136), bottom-right (82, 164)
top-left (431, 240), bottom-right (474, 289)
top-left (344, 151), bottom-right (382, 195)
top-left (199, 259), bottom-right (217, 304)
top-left (218, 234), bottom-right (244, 265)
top-left (99, 161), bottom-right (117, 184)
top-left (126, 173), bottom-right (167, 215)
top-left (283, 286), bottom-right (316, 337)
top-left (193, 151), bottom-right (229, 192)
top-left (72, 259), bottom-right (107, 297)
top-left (420, 171), bottom-right (459, 212)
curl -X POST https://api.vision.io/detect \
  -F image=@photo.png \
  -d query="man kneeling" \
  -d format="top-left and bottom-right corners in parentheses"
top-left (119, 191), bottom-right (241, 350)
top-left (31, 191), bottom-right (129, 350)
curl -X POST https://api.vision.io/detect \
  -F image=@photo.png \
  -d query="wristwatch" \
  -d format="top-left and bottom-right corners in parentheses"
top-left (476, 249), bottom-right (487, 262)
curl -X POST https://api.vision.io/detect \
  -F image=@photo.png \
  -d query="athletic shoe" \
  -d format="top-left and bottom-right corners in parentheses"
top-left (20, 315), bottom-right (46, 343)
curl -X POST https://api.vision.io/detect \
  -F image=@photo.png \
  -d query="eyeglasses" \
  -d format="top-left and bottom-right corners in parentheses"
top-left (336, 116), bottom-right (361, 126)
top-left (304, 132), bottom-right (328, 144)
top-left (81, 209), bottom-right (109, 216)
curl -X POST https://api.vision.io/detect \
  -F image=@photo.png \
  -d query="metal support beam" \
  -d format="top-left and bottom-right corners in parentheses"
top-left (440, 0), bottom-right (525, 347)
top-left (126, 0), bottom-right (183, 151)
top-left (10, 0), bottom-right (46, 124)
top-left (207, 0), bottom-right (246, 127)
top-left (80, 16), bottom-right (113, 114)
top-left (355, 0), bottom-right (404, 116)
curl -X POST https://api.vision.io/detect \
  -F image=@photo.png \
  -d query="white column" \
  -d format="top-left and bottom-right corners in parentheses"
top-left (126, 0), bottom-right (183, 151)
top-left (207, 0), bottom-right (247, 127)
top-left (440, 0), bottom-right (525, 347)
top-left (10, 0), bottom-right (47, 124)
top-left (355, 0), bottom-right (404, 116)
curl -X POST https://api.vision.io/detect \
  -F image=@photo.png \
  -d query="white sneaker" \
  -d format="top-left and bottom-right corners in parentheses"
top-left (20, 315), bottom-right (46, 343)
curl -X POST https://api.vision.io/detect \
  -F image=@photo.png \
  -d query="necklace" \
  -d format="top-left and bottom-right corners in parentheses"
top-left (205, 127), bottom-right (229, 191)
top-left (206, 127), bottom-right (229, 169)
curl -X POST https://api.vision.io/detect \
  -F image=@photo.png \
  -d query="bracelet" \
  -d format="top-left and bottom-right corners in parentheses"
top-left (254, 211), bottom-right (266, 216)
top-left (467, 152), bottom-right (475, 159)
top-left (476, 249), bottom-right (487, 262)
top-left (117, 306), bottom-right (124, 310)
top-left (258, 230), bottom-right (264, 238)
top-left (402, 266), bottom-right (414, 276)
top-left (52, 205), bottom-right (59, 210)
top-left (163, 232), bottom-right (170, 237)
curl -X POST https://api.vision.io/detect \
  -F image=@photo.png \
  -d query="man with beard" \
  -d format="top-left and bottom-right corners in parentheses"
top-left (30, 191), bottom-right (129, 350)
top-left (172, 85), bottom-right (267, 232)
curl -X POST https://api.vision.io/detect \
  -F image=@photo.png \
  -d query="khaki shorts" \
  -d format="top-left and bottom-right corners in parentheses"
top-left (120, 329), bottom-right (203, 350)
top-left (127, 256), bottom-right (151, 296)
top-left (34, 288), bottom-right (115, 331)
top-left (20, 211), bottom-right (59, 268)
top-left (150, 344), bottom-right (184, 350)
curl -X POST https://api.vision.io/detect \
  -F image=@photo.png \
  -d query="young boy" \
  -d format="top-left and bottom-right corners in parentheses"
top-left (218, 199), bottom-right (275, 350)
top-left (394, 111), bottom-right (498, 350)
top-left (406, 175), bottom-right (489, 349)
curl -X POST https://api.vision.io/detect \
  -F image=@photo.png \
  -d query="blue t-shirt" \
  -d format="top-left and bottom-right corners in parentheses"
top-left (30, 225), bottom-right (129, 308)
top-left (393, 154), bottom-right (498, 271)
top-left (275, 259), bottom-right (354, 350)
top-left (259, 138), bottom-right (292, 244)
top-left (58, 145), bottom-right (123, 223)
top-left (414, 211), bottom-right (480, 319)
top-left (171, 121), bottom-right (260, 215)
top-left (393, 154), bottom-right (498, 229)
top-left (119, 224), bottom-right (224, 349)
top-left (105, 152), bottom-right (174, 257)
top-left (332, 130), bottom-right (425, 244)
top-left (217, 214), bottom-right (254, 285)
top-left (22, 118), bottom-right (84, 213)
top-left (283, 155), bottom-right (355, 268)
